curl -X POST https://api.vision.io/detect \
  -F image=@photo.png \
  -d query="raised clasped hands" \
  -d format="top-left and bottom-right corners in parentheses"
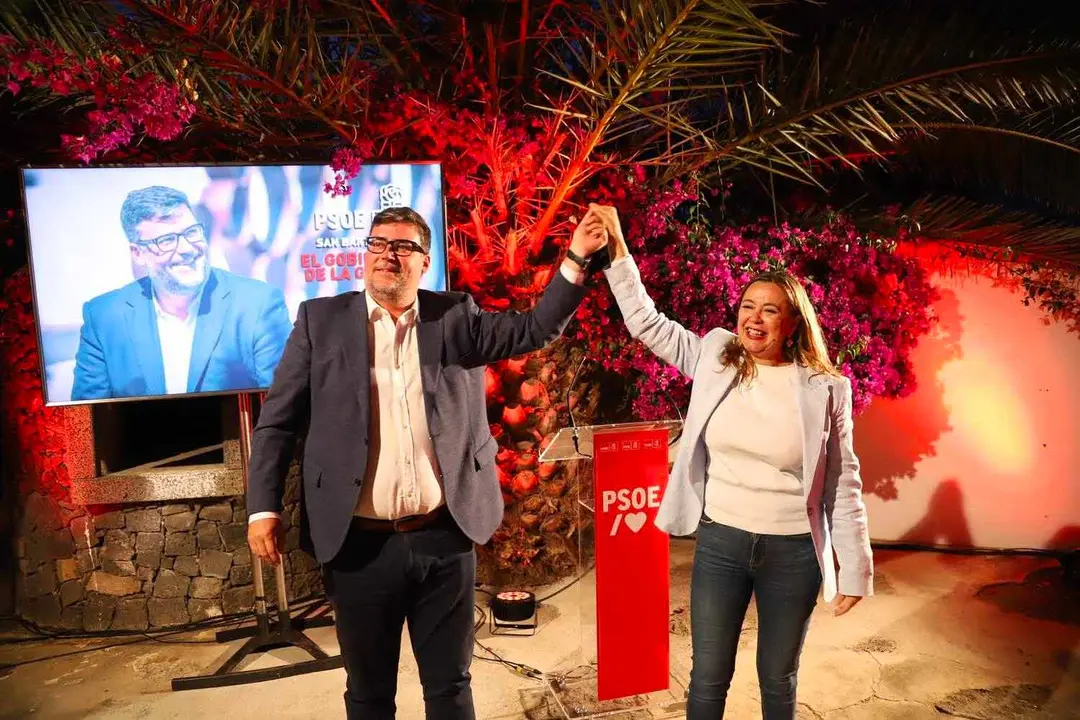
top-left (570, 205), bottom-right (610, 258)
top-left (579, 203), bottom-right (629, 261)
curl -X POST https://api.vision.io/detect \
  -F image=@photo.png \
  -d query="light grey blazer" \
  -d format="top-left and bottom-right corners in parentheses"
top-left (604, 256), bottom-right (874, 601)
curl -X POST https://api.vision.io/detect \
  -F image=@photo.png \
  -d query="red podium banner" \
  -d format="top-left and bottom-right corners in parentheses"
top-left (592, 427), bottom-right (671, 701)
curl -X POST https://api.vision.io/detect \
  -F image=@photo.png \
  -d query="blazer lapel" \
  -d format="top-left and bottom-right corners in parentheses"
top-left (795, 365), bottom-right (831, 496)
top-left (688, 360), bottom-right (738, 440)
top-left (347, 293), bottom-right (372, 410)
top-left (416, 293), bottom-right (443, 433)
top-left (127, 280), bottom-right (166, 396)
top-left (187, 271), bottom-right (228, 392)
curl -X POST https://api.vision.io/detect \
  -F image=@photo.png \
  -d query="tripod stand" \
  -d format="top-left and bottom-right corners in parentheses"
top-left (172, 392), bottom-right (343, 690)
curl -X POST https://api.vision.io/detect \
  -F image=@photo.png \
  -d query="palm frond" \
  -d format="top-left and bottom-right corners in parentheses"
top-left (529, 0), bottom-right (787, 243)
top-left (1, 0), bottom-right (373, 146)
top-left (672, 0), bottom-right (1080, 184)
top-left (898, 196), bottom-right (1080, 267)
top-left (890, 117), bottom-right (1080, 215)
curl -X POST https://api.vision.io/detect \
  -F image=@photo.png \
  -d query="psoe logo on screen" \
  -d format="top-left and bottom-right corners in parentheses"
top-left (601, 487), bottom-right (661, 536)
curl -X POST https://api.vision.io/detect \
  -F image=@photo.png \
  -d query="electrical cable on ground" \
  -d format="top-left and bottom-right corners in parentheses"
top-left (0, 596), bottom-right (333, 671)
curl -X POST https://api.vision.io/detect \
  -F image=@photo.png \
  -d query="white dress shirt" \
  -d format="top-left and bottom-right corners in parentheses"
top-left (152, 293), bottom-right (198, 395)
top-left (248, 261), bottom-right (587, 525)
top-left (354, 292), bottom-right (444, 519)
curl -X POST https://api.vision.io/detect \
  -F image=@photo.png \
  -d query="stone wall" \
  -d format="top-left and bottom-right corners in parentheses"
top-left (15, 466), bottom-right (322, 632)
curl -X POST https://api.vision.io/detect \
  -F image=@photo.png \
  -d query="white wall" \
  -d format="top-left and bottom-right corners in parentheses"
top-left (855, 270), bottom-right (1080, 551)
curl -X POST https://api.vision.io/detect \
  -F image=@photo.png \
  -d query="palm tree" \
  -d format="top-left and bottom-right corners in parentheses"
top-left (3, 0), bottom-right (1079, 584)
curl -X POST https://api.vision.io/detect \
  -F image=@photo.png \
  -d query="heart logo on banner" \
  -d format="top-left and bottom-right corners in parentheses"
top-left (624, 512), bottom-right (647, 533)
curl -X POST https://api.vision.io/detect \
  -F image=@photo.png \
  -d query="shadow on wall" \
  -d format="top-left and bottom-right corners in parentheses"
top-left (1047, 526), bottom-right (1080, 553)
top-left (897, 478), bottom-right (973, 549)
top-left (855, 288), bottom-right (964, 501)
top-left (1048, 526), bottom-right (1080, 587)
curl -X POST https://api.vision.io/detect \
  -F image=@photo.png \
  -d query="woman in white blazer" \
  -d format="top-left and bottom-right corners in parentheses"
top-left (591, 205), bottom-right (874, 720)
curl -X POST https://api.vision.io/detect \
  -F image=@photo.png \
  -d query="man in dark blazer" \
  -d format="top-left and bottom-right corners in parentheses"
top-left (247, 205), bottom-right (609, 719)
top-left (71, 185), bottom-right (292, 401)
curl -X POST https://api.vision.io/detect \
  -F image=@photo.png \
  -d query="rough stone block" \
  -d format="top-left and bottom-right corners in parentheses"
top-left (136, 532), bottom-right (165, 556)
top-left (196, 522), bottom-right (222, 551)
top-left (94, 511), bottom-right (125, 529)
top-left (199, 504), bottom-right (233, 523)
top-left (164, 532), bottom-right (197, 557)
top-left (27, 530), bottom-right (75, 564)
top-left (285, 527), bottom-right (301, 551)
top-left (135, 552), bottom-right (162, 569)
top-left (101, 559), bottom-right (136, 577)
top-left (24, 493), bottom-right (62, 533)
top-left (164, 512), bottom-right (197, 532)
top-left (173, 556), bottom-right (199, 577)
top-left (198, 550), bottom-right (233, 579)
top-left (233, 545), bottom-right (252, 567)
top-left (125, 509), bottom-right (162, 532)
top-left (229, 565), bottom-right (253, 586)
top-left (102, 530), bottom-right (135, 561)
top-left (222, 586), bottom-right (255, 615)
top-left (70, 515), bottom-right (97, 548)
top-left (26, 595), bottom-right (63, 628)
top-left (86, 571), bottom-right (142, 596)
top-left (219, 523), bottom-right (247, 553)
top-left (60, 606), bottom-right (83, 631)
top-left (153, 570), bottom-right (190, 598)
top-left (56, 557), bottom-right (81, 583)
top-left (112, 597), bottom-right (149, 631)
top-left (83, 593), bottom-right (117, 631)
top-left (190, 577), bottom-right (223, 599)
top-left (147, 597), bottom-right (188, 627)
top-left (188, 599), bottom-right (224, 622)
top-left (292, 571), bottom-right (324, 601)
top-left (60, 579), bottom-right (84, 607)
top-left (25, 570), bottom-right (57, 597)
top-left (75, 548), bottom-right (98, 574)
top-left (290, 550), bottom-right (317, 575)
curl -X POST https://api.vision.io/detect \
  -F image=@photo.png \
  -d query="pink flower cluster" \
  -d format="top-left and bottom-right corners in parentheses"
top-left (327, 141), bottom-right (376, 196)
top-left (0, 37), bottom-right (196, 163)
top-left (573, 175), bottom-right (939, 418)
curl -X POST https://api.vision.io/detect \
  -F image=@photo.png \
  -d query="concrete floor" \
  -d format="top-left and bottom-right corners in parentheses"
top-left (1, 542), bottom-right (1078, 719)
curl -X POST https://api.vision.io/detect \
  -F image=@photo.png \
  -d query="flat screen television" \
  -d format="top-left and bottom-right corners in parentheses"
top-left (20, 162), bottom-right (448, 406)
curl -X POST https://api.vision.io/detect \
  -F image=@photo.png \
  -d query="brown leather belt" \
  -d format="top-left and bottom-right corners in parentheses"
top-left (353, 505), bottom-right (449, 533)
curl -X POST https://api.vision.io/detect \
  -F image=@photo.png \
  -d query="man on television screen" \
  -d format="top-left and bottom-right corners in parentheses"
top-left (71, 185), bottom-right (293, 401)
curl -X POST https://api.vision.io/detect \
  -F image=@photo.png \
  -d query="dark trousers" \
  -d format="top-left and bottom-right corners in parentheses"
top-left (687, 519), bottom-right (822, 720)
top-left (323, 514), bottom-right (476, 720)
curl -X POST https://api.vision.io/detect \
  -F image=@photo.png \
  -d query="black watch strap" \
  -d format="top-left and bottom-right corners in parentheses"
top-left (565, 248), bottom-right (590, 270)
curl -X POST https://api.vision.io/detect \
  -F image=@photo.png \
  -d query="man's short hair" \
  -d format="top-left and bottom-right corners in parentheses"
top-left (371, 206), bottom-right (432, 253)
top-left (120, 186), bottom-right (191, 243)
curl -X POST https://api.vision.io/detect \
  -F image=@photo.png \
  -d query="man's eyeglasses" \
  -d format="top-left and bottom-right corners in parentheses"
top-left (364, 237), bottom-right (427, 257)
top-left (134, 223), bottom-right (207, 256)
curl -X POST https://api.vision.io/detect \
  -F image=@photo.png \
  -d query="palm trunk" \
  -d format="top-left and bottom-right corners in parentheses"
top-left (476, 341), bottom-right (601, 587)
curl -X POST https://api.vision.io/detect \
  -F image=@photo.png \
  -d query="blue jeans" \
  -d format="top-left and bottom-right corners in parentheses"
top-left (687, 519), bottom-right (822, 720)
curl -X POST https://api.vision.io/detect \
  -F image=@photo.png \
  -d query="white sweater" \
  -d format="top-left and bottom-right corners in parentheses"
top-left (702, 362), bottom-right (811, 535)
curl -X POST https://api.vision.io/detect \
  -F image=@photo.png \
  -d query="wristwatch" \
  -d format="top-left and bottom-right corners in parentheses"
top-left (565, 248), bottom-right (590, 270)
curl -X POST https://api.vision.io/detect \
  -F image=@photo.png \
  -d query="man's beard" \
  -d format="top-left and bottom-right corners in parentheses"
top-left (153, 255), bottom-right (207, 297)
top-left (368, 270), bottom-right (408, 304)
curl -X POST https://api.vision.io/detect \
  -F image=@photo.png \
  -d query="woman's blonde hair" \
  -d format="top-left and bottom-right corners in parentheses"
top-left (720, 269), bottom-right (842, 384)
